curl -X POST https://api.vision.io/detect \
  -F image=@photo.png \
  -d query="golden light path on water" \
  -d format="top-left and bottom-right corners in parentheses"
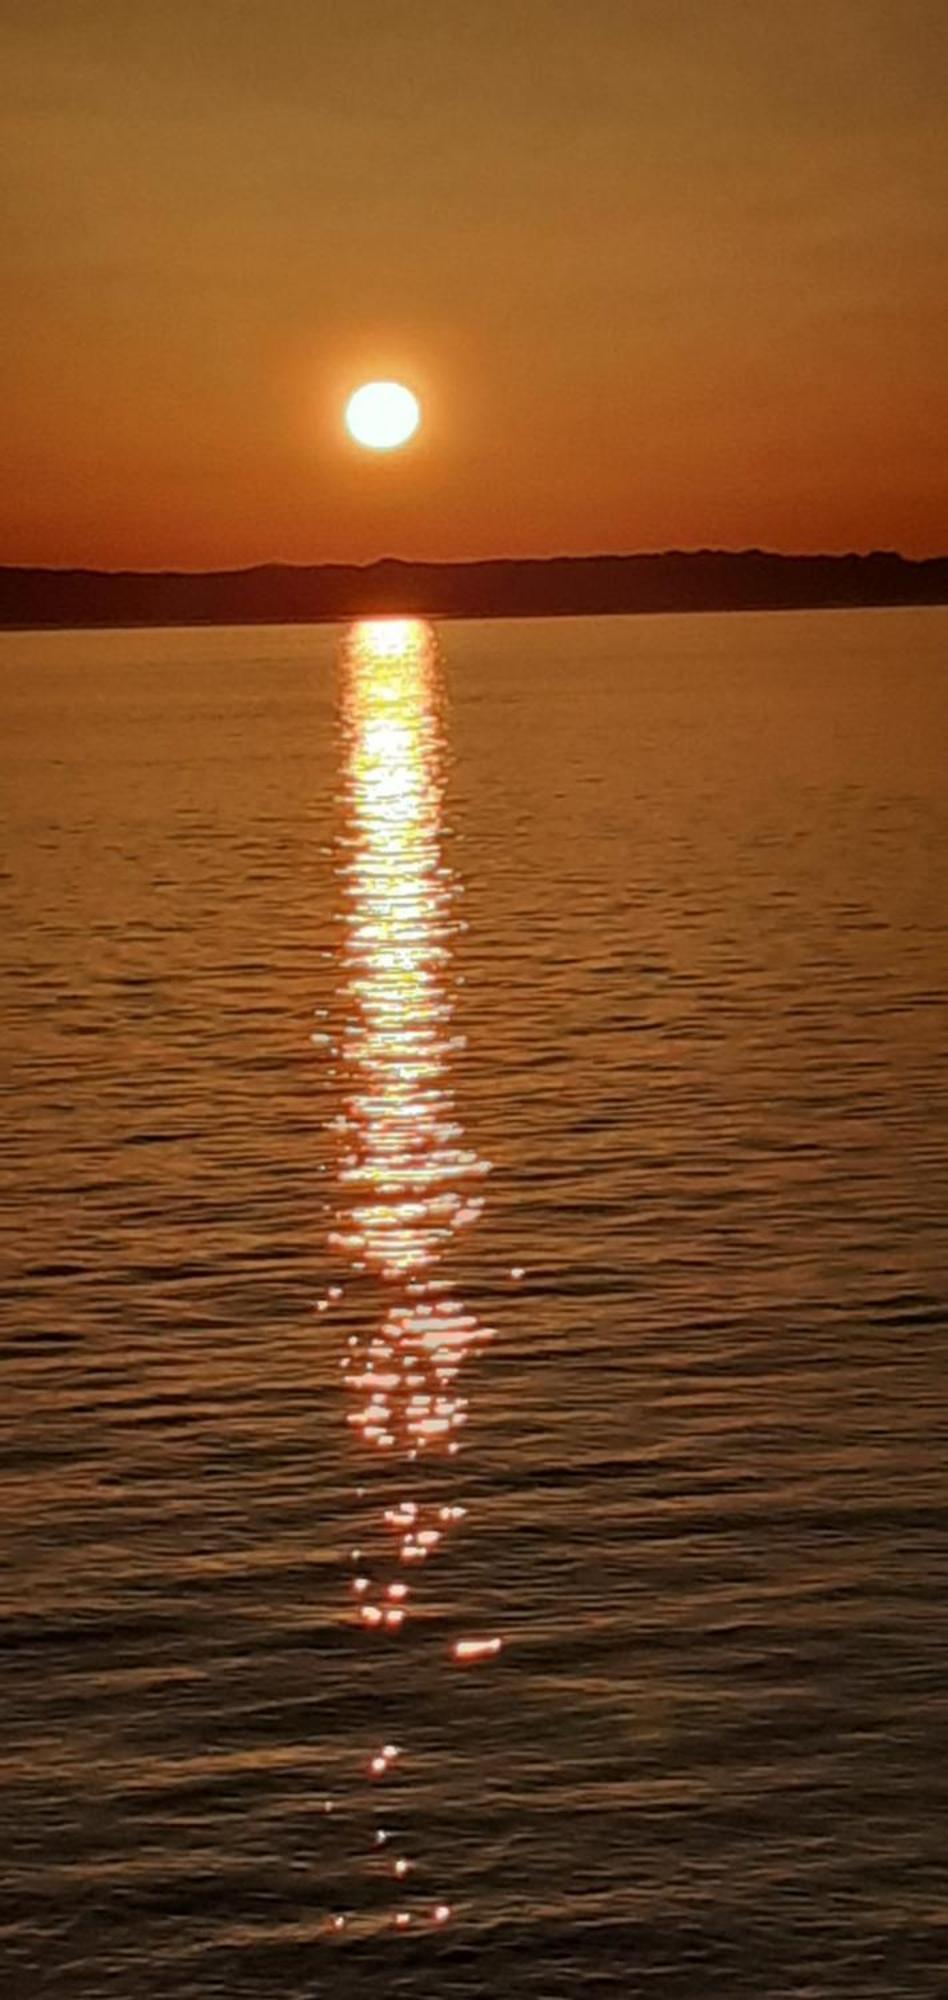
top-left (323, 618), bottom-right (497, 1937)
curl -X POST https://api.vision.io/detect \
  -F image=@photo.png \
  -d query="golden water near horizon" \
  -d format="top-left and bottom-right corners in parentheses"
top-left (1, 607), bottom-right (947, 1997)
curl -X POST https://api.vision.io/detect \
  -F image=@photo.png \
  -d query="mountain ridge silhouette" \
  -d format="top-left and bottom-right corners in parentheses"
top-left (2, 549), bottom-right (946, 628)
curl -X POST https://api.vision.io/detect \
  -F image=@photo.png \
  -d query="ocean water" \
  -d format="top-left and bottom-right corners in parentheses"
top-left (1, 608), bottom-right (947, 1999)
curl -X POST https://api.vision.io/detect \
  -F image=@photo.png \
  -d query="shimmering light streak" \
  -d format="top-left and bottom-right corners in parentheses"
top-left (453, 1636), bottom-right (503, 1663)
top-left (323, 617), bottom-right (496, 1935)
top-left (333, 619), bottom-right (492, 1603)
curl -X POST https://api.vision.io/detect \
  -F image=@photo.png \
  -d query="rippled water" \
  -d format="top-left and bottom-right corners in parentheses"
top-left (2, 608), bottom-right (947, 1997)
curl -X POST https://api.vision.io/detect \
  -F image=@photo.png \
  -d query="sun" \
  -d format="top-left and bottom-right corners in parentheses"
top-left (345, 380), bottom-right (421, 451)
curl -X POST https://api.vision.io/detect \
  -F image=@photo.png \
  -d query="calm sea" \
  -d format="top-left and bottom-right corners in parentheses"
top-left (2, 609), bottom-right (947, 1998)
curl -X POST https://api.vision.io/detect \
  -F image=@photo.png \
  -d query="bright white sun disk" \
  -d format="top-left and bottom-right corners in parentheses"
top-left (346, 381), bottom-right (421, 451)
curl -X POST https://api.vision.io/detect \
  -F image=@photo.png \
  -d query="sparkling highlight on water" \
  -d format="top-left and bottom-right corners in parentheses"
top-left (320, 617), bottom-right (501, 1936)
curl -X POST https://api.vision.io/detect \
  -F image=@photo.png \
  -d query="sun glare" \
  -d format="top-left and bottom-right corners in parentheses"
top-left (345, 381), bottom-right (421, 451)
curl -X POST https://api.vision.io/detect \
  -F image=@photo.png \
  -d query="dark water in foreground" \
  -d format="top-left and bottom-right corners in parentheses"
top-left (2, 608), bottom-right (947, 1998)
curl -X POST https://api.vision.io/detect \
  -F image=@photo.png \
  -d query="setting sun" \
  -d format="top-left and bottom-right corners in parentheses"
top-left (345, 381), bottom-right (421, 452)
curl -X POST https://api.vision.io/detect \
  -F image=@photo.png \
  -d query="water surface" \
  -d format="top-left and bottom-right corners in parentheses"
top-left (2, 608), bottom-right (947, 1996)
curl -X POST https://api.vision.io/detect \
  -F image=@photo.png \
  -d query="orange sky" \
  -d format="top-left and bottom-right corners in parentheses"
top-left (2, 0), bottom-right (946, 568)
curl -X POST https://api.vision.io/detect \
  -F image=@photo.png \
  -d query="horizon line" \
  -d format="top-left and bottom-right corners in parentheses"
top-left (3, 545), bottom-right (948, 579)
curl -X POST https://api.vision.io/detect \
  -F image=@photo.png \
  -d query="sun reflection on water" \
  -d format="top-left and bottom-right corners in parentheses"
top-left (322, 617), bottom-right (497, 1935)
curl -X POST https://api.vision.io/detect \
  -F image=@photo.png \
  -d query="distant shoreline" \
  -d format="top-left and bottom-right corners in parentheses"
top-left (2, 550), bottom-right (947, 630)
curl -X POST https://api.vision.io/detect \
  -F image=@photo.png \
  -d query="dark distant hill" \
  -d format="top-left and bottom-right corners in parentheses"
top-left (1, 550), bottom-right (947, 629)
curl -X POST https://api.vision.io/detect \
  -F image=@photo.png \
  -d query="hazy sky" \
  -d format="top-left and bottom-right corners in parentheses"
top-left (2, 0), bottom-right (946, 567)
